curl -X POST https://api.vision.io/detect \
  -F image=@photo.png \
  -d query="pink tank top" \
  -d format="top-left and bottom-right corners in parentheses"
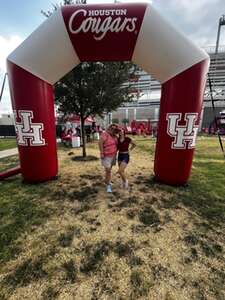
top-left (101, 131), bottom-right (118, 157)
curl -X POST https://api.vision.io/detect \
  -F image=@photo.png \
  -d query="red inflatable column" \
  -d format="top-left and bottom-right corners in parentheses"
top-left (154, 59), bottom-right (209, 185)
top-left (7, 61), bottom-right (58, 182)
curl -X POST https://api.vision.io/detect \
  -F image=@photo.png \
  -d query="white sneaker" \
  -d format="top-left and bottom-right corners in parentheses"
top-left (124, 180), bottom-right (129, 189)
top-left (120, 180), bottom-right (129, 189)
top-left (106, 184), bottom-right (112, 193)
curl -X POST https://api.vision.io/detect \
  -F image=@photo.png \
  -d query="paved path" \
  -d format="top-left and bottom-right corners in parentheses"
top-left (0, 140), bottom-right (63, 159)
top-left (0, 148), bottom-right (18, 159)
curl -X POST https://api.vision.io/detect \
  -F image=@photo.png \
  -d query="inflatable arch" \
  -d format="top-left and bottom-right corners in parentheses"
top-left (7, 3), bottom-right (209, 184)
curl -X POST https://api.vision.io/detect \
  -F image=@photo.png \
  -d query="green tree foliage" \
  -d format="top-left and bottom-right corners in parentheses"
top-left (42, 0), bottom-right (138, 157)
top-left (112, 118), bottom-right (119, 124)
top-left (122, 118), bottom-right (129, 125)
top-left (55, 62), bottom-right (136, 157)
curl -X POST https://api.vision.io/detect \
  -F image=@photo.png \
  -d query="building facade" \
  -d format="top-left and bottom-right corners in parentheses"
top-left (110, 46), bottom-right (225, 130)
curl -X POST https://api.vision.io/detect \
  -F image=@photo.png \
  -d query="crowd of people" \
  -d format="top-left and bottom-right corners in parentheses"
top-left (60, 122), bottom-right (101, 146)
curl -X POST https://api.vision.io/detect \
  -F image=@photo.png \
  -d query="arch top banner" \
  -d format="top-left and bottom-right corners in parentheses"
top-left (8, 3), bottom-right (208, 85)
top-left (62, 3), bottom-right (147, 62)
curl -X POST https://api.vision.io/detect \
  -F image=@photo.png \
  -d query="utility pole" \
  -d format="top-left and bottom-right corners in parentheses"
top-left (215, 15), bottom-right (225, 54)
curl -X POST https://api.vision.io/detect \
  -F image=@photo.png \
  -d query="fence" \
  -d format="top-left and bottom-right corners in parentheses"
top-left (0, 125), bottom-right (63, 138)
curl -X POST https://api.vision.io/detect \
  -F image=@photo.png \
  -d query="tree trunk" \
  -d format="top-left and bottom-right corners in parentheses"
top-left (80, 116), bottom-right (86, 157)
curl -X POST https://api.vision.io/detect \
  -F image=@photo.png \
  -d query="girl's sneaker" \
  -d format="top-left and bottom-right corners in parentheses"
top-left (122, 180), bottom-right (128, 189)
top-left (106, 184), bottom-right (112, 193)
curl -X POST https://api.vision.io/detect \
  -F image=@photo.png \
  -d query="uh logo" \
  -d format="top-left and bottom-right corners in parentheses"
top-left (13, 110), bottom-right (45, 146)
top-left (166, 113), bottom-right (199, 149)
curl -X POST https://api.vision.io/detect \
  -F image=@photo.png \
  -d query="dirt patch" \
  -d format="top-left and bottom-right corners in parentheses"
top-left (139, 207), bottom-right (160, 226)
top-left (80, 240), bottom-right (111, 274)
top-left (114, 240), bottom-right (134, 258)
top-left (79, 174), bottom-right (102, 181)
top-left (57, 226), bottom-right (80, 248)
top-left (71, 186), bottom-right (99, 201)
top-left (62, 259), bottom-right (77, 283)
top-left (130, 269), bottom-right (153, 299)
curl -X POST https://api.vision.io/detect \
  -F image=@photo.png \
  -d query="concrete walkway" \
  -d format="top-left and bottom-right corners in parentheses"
top-left (0, 148), bottom-right (18, 159)
top-left (0, 139), bottom-right (62, 159)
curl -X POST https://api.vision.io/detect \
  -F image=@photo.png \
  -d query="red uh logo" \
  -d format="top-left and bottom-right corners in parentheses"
top-left (166, 113), bottom-right (199, 149)
top-left (14, 110), bottom-right (45, 146)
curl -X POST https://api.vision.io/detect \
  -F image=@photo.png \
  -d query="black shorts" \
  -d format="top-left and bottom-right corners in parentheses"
top-left (118, 153), bottom-right (129, 164)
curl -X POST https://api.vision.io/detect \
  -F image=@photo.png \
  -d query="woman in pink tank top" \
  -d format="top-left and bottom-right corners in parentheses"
top-left (99, 124), bottom-right (119, 193)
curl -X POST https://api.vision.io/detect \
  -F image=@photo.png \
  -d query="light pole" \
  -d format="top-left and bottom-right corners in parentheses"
top-left (215, 15), bottom-right (225, 54)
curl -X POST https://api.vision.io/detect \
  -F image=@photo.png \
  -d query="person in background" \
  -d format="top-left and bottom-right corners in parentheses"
top-left (99, 124), bottom-right (119, 193)
top-left (117, 128), bottom-right (136, 189)
top-left (76, 125), bottom-right (81, 137)
top-left (67, 128), bottom-right (73, 136)
top-left (91, 122), bottom-right (96, 141)
top-left (85, 126), bottom-right (91, 142)
top-left (60, 128), bottom-right (72, 146)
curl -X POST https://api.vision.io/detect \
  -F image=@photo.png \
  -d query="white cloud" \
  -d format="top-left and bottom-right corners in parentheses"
top-left (0, 35), bottom-right (24, 114)
top-left (166, 0), bottom-right (220, 21)
top-left (0, 35), bottom-right (23, 73)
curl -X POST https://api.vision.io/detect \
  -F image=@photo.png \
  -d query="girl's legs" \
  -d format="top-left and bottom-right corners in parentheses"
top-left (105, 167), bottom-right (113, 192)
top-left (105, 167), bottom-right (111, 185)
top-left (118, 162), bottom-right (128, 185)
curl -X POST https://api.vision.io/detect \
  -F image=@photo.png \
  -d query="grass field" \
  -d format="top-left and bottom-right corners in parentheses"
top-left (0, 136), bottom-right (224, 300)
top-left (0, 138), bottom-right (17, 151)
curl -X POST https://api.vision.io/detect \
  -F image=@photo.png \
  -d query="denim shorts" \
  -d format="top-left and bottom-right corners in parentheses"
top-left (101, 156), bottom-right (116, 169)
top-left (118, 153), bottom-right (130, 164)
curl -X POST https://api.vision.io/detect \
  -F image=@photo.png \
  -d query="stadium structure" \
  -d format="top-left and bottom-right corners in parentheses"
top-left (108, 14), bottom-right (225, 133)
top-left (108, 44), bottom-right (225, 132)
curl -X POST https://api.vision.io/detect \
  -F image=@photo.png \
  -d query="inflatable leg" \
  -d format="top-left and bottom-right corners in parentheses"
top-left (7, 61), bottom-right (58, 183)
top-left (154, 59), bottom-right (209, 185)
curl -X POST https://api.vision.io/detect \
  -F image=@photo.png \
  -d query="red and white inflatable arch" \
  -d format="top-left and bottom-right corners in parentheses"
top-left (7, 3), bottom-right (209, 184)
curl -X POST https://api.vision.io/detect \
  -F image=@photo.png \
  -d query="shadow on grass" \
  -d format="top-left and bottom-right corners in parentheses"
top-left (52, 185), bottom-right (98, 204)
top-left (80, 240), bottom-right (112, 274)
top-left (177, 159), bottom-right (225, 224)
top-left (0, 155), bottom-right (19, 172)
top-left (134, 159), bottom-right (225, 226)
top-left (2, 257), bottom-right (47, 289)
top-left (0, 177), bottom-right (51, 266)
top-left (71, 155), bottom-right (98, 162)
top-left (62, 259), bottom-right (77, 283)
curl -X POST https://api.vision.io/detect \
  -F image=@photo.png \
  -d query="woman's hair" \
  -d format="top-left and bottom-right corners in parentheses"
top-left (119, 128), bottom-right (126, 136)
top-left (108, 123), bottom-right (120, 133)
top-left (108, 123), bottom-right (117, 130)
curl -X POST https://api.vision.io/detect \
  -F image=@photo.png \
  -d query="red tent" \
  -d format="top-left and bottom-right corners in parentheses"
top-left (68, 114), bottom-right (94, 125)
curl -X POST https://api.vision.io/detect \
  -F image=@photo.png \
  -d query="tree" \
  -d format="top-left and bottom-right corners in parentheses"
top-left (42, 0), bottom-right (138, 157)
top-left (112, 118), bottom-right (119, 124)
top-left (122, 118), bottom-right (129, 126)
top-left (55, 62), bottom-right (136, 157)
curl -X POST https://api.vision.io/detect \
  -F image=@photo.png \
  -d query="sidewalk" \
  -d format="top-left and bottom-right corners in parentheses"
top-left (0, 139), bottom-right (62, 159)
top-left (0, 148), bottom-right (18, 159)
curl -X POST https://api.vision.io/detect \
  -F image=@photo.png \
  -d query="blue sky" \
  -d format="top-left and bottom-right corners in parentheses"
top-left (0, 0), bottom-right (54, 38)
top-left (1, 0), bottom-right (225, 114)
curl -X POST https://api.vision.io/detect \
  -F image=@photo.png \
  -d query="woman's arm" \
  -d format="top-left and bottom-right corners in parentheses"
top-left (98, 137), bottom-right (104, 158)
top-left (129, 139), bottom-right (136, 151)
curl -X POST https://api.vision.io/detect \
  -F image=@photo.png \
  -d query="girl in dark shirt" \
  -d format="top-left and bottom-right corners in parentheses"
top-left (117, 128), bottom-right (136, 188)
